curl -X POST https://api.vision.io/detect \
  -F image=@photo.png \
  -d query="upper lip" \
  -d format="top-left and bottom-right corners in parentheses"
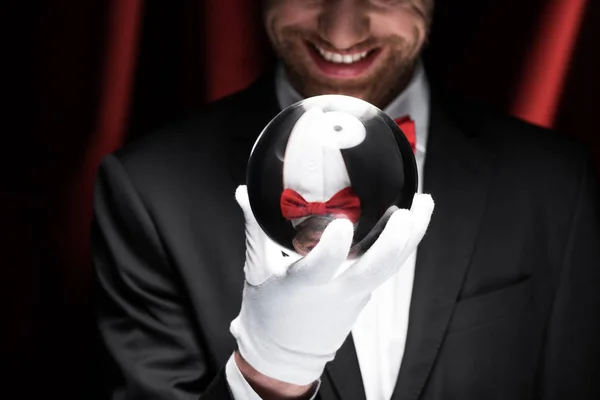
top-left (307, 40), bottom-right (376, 55)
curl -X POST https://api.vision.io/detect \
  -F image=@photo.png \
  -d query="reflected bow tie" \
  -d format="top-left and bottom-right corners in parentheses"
top-left (280, 187), bottom-right (361, 223)
top-left (394, 116), bottom-right (416, 153)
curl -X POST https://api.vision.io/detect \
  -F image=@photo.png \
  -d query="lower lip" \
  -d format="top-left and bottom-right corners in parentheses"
top-left (307, 42), bottom-right (380, 78)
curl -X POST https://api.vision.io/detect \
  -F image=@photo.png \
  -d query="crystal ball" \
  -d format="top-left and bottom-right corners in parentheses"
top-left (246, 95), bottom-right (417, 258)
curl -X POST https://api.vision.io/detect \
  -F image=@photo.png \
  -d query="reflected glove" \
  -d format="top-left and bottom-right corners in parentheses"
top-left (230, 185), bottom-right (434, 385)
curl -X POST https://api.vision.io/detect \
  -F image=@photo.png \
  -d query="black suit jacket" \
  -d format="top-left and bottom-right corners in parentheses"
top-left (91, 71), bottom-right (600, 400)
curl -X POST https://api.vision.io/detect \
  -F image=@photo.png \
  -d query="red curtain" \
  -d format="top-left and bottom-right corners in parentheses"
top-left (511, 0), bottom-right (588, 127)
top-left (27, 0), bottom-right (600, 397)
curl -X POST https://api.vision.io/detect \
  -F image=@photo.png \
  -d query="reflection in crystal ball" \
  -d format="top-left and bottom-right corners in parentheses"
top-left (246, 95), bottom-right (417, 258)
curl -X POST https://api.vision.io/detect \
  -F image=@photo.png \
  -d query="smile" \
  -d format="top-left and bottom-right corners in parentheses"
top-left (305, 41), bottom-right (381, 78)
top-left (313, 44), bottom-right (371, 64)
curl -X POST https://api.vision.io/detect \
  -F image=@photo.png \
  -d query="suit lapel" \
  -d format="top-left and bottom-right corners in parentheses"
top-left (324, 334), bottom-right (367, 400)
top-left (226, 70), bottom-right (281, 185)
top-left (391, 91), bottom-right (496, 400)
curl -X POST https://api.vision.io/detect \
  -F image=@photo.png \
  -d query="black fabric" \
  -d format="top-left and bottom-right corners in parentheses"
top-left (91, 71), bottom-right (600, 399)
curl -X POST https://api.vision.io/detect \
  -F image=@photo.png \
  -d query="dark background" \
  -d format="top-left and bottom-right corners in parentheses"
top-left (13, 0), bottom-right (600, 397)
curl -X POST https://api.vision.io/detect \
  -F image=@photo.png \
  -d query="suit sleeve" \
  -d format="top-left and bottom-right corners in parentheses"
top-left (91, 153), bottom-right (234, 399)
top-left (537, 151), bottom-right (600, 399)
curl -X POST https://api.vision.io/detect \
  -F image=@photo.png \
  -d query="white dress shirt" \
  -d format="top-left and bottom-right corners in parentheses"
top-left (226, 62), bottom-right (431, 400)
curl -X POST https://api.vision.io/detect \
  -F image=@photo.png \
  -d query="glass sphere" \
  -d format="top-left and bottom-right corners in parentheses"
top-left (246, 94), bottom-right (417, 258)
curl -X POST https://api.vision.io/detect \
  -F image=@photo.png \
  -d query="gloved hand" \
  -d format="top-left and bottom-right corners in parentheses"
top-left (230, 185), bottom-right (434, 385)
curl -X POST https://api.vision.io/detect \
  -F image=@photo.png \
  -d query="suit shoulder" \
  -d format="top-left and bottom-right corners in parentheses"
top-left (109, 73), bottom-right (276, 175)
top-left (438, 89), bottom-right (589, 167)
top-left (95, 73), bottom-right (279, 201)
top-left (115, 87), bottom-right (253, 163)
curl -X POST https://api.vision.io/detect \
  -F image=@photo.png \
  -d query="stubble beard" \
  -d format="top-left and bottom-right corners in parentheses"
top-left (273, 28), bottom-right (421, 109)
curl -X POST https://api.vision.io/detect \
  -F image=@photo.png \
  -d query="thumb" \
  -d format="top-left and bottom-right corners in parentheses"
top-left (403, 193), bottom-right (435, 252)
top-left (288, 218), bottom-right (354, 285)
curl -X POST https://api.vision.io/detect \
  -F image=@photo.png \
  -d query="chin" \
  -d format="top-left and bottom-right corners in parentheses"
top-left (303, 81), bottom-right (382, 106)
top-left (295, 71), bottom-right (375, 98)
top-left (287, 55), bottom-right (403, 107)
top-left (306, 85), bottom-right (367, 99)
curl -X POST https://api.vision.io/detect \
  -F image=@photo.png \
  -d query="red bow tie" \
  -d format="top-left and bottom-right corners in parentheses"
top-left (394, 116), bottom-right (416, 153)
top-left (280, 187), bottom-right (361, 223)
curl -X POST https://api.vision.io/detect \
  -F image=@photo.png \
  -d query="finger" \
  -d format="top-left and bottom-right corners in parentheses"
top-left (235, 185), bottom-right (258, 225)
top-left (235, 185), bottom-right (267, 251)
top-left (288, 218), bottom-right (354, 284)
top-left (339, 208), bottom-right (413, 290)
top-left (235, 185), bottom-right (274, 285)
top-left (234, 185), bottom-right (263, 245)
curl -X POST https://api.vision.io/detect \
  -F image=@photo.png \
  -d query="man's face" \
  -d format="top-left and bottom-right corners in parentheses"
top-left (263, 0), bottom-right (433, 108)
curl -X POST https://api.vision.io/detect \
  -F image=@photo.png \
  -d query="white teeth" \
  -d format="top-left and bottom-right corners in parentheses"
top-left (315, 45), bottom-right (369, 64)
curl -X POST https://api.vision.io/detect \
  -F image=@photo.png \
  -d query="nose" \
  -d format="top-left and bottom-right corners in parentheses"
top-left (318, 0), bottom-right (370, 50)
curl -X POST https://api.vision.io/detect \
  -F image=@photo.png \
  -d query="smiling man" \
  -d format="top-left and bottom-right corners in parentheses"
top-left (91, 1), bottom-right (600, 399)
top-left (263, 0), bottom-right (432, 109)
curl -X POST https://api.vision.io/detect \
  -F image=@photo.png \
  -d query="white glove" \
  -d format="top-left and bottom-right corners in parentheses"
top-left (230, 185), bottom-right (434, 385)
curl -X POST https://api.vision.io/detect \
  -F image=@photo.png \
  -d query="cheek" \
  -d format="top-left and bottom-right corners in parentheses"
top-left (370, 11), bottom-right (428, 44)
top-left (264, 3), bottom-right (320, 41)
